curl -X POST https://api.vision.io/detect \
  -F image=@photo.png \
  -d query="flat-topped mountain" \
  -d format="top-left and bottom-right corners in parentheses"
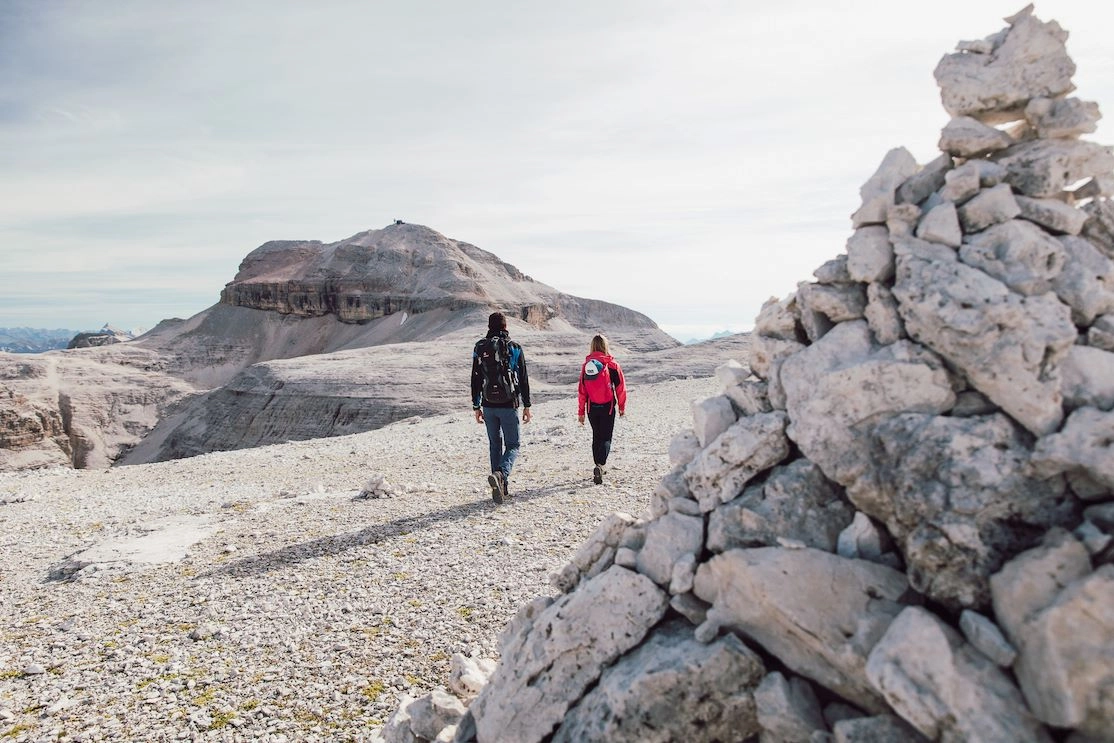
top-left (219, 222), bottom-right (662, 333)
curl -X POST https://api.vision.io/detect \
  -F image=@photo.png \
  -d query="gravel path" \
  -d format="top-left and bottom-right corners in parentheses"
top-left (0, 376), bottom-right (715, 742)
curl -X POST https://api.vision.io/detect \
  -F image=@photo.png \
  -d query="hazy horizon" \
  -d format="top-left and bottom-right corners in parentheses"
top-left (4, 1), bottom-right (1113, 342)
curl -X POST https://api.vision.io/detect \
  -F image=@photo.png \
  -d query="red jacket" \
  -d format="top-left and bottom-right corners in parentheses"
top-left (578, 351), bottom-right (627, 416)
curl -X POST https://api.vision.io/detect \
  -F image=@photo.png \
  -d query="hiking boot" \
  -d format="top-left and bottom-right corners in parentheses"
top-left (488, 471), bottom-right (505, 504)
top-left (593, 464), bottom-right (604, 485)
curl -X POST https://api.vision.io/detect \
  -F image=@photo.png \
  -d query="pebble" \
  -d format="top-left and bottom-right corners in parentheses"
top-left (0, 377), bottom-right (715, 740)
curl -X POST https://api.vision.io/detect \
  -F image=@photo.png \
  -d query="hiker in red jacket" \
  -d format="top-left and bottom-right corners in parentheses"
top-left (577, 334), bottom-right (627, 485)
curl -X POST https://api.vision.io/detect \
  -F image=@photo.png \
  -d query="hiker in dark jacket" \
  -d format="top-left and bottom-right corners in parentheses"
top-left (472, 312), bottom-right (532, 503)
top-left (577, 333), bottom-right (626, 485)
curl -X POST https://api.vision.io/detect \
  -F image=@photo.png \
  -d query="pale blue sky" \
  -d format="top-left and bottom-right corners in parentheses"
top-left (3, 1), bottom-right (1113, 341)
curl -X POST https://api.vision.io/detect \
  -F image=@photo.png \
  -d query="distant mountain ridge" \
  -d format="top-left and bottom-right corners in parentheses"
top-left (0, 327), bottom-right (79, 353)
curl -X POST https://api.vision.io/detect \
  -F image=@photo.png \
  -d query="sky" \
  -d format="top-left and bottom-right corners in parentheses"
top-left (3, 1), bottom-right (1113, 342)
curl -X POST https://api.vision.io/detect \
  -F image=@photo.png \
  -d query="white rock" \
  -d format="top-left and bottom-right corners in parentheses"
top-left (1051, 236), bottom-right (1114, 325)
top-left (915, 202), bottom-right (962, 247)
top-left (959, 610), bottom-right (1018, 667)
top-left (1060, 345), bottom-right (1114, 412)
top-left (691, 395), bottom-right (738, 448)
top-left (846, 226), bottom-right (894, 283)
top-left (684, 412), bottom-right (791, 513)
top-left (957, 183), bottom-right (1022, 233)
top-left (865, 606), bottom-right (1053, 742)
top-left (694, 547), bottom-right (914, 713)
top-left (1016, 195), bottom-right (1088, 236)
top-left (958, 219), bottom-right (1066, 296)
top-left (938, 115), bottom-right (1014, 157)
top-left (851, 148), bottom-right (920, 228)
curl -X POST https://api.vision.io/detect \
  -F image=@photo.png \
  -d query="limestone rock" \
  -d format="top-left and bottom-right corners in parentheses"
top-left (708, 459), bottom-right (853, 554)
top-left (724, 379), bottom-right (773, 417)
top-left (934, 6), bottom-right (1074, 124)
top-left (755, 296), bottom-right (802, 342)
top-left (938, 116), bottom-right (1014, 157)
top-left (959, 610), bottom-right (1018, 667)
top-left (635, 511), bottom-right (704, 588)
top-left (1060, 345), bottom-right (1114, 411)
top-left (939, 162), bottom-right (981, 204)
top-left (693, 547), bottom-right (915, 713)
top-left (1025, 96), bottom-right (1102, 139)
top-left (893, 238), bottom-right (1076, 435)
top-left (1083, 199), bottom-right (1114, 257)
top-left (1088, 314), bottom-right (1114, 352)
top-left (797, 282), bottom-right (868, 325)
top-left (749, 335), bottom-right (806, 380)
top-left (854, 412), bottom-right (1075, 609)
top-left (1051, 236), bottom-right (1114, 325)
top-left (1032, 407), bottom-right (1114, 496)
top-left (552, 512), bottom-right (640, 593)
top-left (780, 320), bottom-right (955, 489)
top-left (470, 566), bottom-right (669, 743)
top-left (814, 255), bottom-right (853, 284)
top-left (996, 139), bottom-right (1114, 198)
top-left (957, 183), bottom-right (1022, 233)
top-left (831, 715), bottom-right (928, 743)
top-left (684, 412), bottom-right (791, 513)
top-left (865, 606), bottom-right (1053, 742)
top-left (668, 428), bottom-right (701, 468)
top-left (958, 219), bottom-right (1066, 295)
top-left (1010, 566), bottom-right (1114, 738)
top-left (852, 148), bottom-right (920, 228)
top-left (845, 227), bottom-right (894, 283)
top-left (837, 512), bottom-right (889, 562)
top-left (989, 529), bottom-right (1092, 643)
top-left (691, 395), bottom-right (738, 448)
top-left (552, 621), bottom-right (765, 743)
top-left (755, 672), bottom-right (826, 743)
top-left (896, 153), bottom-right (953, 207)
top-left (863, 284), bottom-right (905, 345)
top-left (915, 202), bottom-right (962, 247)
top-left (1016, 195), bottom-right (1089, 235)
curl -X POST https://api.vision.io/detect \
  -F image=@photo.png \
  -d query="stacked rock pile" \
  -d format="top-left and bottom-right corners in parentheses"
top-left (378, 6), bottom-right (1113, 742)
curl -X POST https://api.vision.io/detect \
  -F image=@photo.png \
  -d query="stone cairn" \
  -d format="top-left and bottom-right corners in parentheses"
top-left (378, 7), bottom-right (1114, 742)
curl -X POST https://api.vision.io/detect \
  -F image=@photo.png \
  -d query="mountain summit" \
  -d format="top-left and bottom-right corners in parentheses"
top-left (219, 222), bottom-right (659, 331)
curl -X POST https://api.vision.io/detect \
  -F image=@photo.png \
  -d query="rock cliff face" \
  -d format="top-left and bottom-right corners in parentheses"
top-left (219, 222), bottom-right (661, 331)
top-left (380, 7), bottom-right (1114, 743)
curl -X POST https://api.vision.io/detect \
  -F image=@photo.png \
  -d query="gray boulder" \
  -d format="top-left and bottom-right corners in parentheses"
top-left (893, 238), bottom-right (1076, 436)
top-left (470, 566), bottom-right (669, 743)
top-left (866, 606), bottom-right (1053, 742)
top-left (693, 547), bottom-right (916, 713)
top-left (684, 412), bottom-right (791, 512)
top-left (552, 621), bottom-right (765, 743)
top-left (708, 459), bottom-right (853, 554)
top-left (934, 6), bottom-right (1074, 123)
top-left (958, 219), bottom-right (1066, 296)
top-left (852, 412), bottom-right (1075, 609)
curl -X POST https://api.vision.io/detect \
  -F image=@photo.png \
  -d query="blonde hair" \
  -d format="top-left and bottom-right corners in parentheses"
top-left (590, 334), bottom-right (609, 354)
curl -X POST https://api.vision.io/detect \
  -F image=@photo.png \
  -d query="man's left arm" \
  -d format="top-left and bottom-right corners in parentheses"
top-left (516, 345), bottom-right (533, 423)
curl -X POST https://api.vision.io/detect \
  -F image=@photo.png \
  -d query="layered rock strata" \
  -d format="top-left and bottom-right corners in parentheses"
top-left (219, 222), bottom-right (663, 333)
top-left (379, 7), bottom-right (1114, 742)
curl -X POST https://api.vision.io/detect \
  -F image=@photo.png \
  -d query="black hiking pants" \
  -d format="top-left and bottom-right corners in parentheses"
top-left (587, 402), bottom-right (616, 466)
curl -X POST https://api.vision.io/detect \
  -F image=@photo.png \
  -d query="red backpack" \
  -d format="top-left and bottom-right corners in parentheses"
top-left (581, 358), bottom-right (617, 405)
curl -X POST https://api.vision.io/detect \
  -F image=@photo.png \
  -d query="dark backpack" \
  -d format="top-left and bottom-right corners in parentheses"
top-left (476, 336), bottom-right (516, 405)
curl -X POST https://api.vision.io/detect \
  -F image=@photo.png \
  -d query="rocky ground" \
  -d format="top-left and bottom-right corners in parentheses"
top-left (0, 375), bottom-right (716, 742)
